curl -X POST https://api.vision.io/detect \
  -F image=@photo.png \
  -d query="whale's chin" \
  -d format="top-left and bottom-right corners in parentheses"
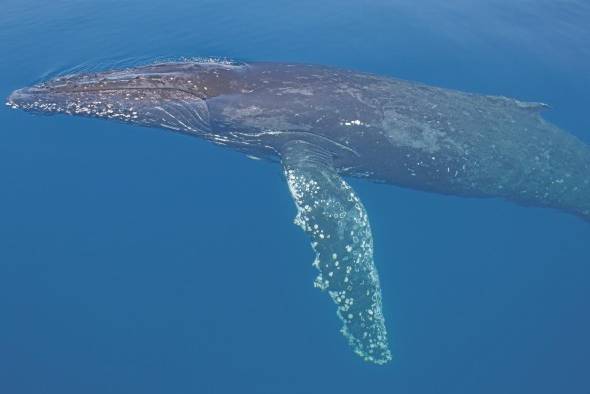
top-left (6, 87), bottom-right (61, 115)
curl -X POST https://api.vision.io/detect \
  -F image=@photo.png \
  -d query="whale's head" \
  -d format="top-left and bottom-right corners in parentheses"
top-left (6, 61), bottom-right (247, 135)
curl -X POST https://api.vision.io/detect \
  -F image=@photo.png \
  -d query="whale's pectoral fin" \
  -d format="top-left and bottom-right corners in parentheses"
top-left (280, 140), bottom-right (391, 365)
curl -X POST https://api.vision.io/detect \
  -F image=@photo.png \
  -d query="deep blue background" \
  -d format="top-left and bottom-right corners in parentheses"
top-left (1, 1), bottom-right (590, 393)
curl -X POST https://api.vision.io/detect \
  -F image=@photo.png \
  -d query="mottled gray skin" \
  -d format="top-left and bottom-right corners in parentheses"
top-left (206, 62), bottom-right (590, 221)
top-left (8, 60), bottom-right (589, 221)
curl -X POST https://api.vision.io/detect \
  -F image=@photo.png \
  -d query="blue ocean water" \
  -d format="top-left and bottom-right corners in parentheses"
top-left (1, 1), bottom-right (590, 393)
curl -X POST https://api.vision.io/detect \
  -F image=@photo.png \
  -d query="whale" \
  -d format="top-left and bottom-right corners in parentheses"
top-left (6, 59), bottom-right (590, 365)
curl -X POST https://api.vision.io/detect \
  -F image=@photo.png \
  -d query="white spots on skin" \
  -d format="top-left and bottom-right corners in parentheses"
top-left (341, 119), bottom-right (367, 127)
top-left (8, 82), bottom-right (212, 137)
top-left (10, 96), bottom-right (141, 121)
top-left (276, 87), bottom-right (315, 96)
top-left (284, 158), bottom-right (391, 365)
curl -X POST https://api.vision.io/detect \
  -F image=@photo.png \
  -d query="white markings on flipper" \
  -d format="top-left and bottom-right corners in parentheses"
top-left (282, 141), bottom-right (391, 365)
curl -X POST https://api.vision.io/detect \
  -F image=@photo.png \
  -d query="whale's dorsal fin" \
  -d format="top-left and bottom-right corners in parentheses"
top-left (280, 140), bottom-right (391, 364)
top-left (486, 95), bottom-right (551, 112)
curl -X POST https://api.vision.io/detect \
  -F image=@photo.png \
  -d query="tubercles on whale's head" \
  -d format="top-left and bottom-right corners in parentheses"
top-left (6, 61), bottom-right (247, 135)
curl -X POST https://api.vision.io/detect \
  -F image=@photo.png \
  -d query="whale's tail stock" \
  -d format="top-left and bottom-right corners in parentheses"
top-left (548, 130), bottom-right (590, 224)
top-left (511, 118), bottom-right (590, 224)
top-left (562, 182), bottom-right (590, 224)
top-left (519, 174), bottom-right (590, 224)
top-left (569, 180), bottom-right (590, 224)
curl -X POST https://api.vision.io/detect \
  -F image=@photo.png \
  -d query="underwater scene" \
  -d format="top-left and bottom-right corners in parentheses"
top-left (1, 1), bottom-right (589, 393)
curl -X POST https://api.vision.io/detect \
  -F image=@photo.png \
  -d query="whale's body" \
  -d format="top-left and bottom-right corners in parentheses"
top-left (7, 60), bottom-right (590, 364)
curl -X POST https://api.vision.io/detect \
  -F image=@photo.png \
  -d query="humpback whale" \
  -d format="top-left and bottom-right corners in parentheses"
top-left (6, 59), bottom-right (590, 365)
